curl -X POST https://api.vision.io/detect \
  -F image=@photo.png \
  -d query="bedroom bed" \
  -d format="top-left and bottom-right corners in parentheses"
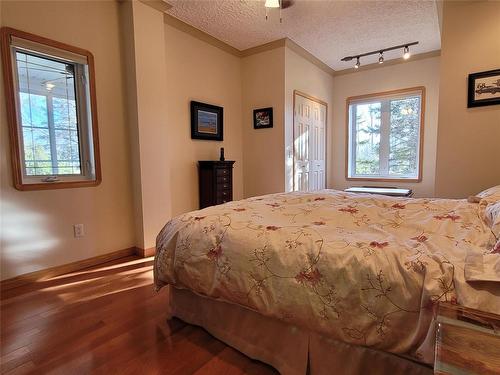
top-left (154, 187), bottom-right (500, 374)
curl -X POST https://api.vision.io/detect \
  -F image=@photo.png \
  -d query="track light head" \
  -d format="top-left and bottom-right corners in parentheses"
top-left (354, 57), bottom-right (360, 69)
top-left (378, 52), bottom-right (384, 64)
top-left (403, 45), bottom-right (410, 60)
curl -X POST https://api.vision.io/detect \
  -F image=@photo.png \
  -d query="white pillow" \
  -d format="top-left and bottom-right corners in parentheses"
top-left (476, 185), bottom-right (500, 203)
top-left (473, 187), bottom-right (500, 252)
top-left (485, 201), bottom-right (500, 237)
top-left (483, 201), bottom-right (500, 253)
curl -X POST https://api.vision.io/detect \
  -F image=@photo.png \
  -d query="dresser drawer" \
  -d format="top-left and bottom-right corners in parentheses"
top-left (216, 189), bottom-right (232, 201)
top-left (216, 175), bottom-right (230, 184)
top-left (217, 181), bottom-right (231, 190)
top-left (216, 197), bottom-right (230, 205)
top-left (216, 168), bottom-right (231, 177)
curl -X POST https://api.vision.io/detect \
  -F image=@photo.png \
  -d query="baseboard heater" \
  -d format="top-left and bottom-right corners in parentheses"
top-left (344, 186), bottom-right (413, 197)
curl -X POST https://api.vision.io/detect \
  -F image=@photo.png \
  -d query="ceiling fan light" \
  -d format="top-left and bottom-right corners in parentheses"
top-left (265, 0), bottom-right (280, 8)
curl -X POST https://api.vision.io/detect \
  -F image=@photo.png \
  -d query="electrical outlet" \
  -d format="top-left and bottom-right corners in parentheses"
top-left (73, 224), bottom-right (85, 238)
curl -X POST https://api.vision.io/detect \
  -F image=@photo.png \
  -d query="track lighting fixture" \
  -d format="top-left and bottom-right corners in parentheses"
top-left (341, 41), bottom-right (418, 70)
top-left (403, 45), bottom-right (411, 59)
top-left (354, 57), bottom-right (360, 69)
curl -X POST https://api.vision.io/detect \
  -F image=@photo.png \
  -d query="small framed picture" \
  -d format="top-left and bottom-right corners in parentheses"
top-left (468, 69), bottom-right (500, 108)
top-left (191, 101), bottom-right (223, 141)
top-left (253, 107), bottom-right (273, 129)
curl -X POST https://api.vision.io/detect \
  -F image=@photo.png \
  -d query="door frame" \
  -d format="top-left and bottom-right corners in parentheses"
top-left (292, 90), bottom-right (329, 191)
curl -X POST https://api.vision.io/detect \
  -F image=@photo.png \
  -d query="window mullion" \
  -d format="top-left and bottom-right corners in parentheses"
top-left (46, 94), bottom-right (58, 175)
top-left (75, 66), bottom-right (88, 177)
top-left (379, 100), bottom-right (390, 176)
top-left (350, 104), bottom-right (357, 177)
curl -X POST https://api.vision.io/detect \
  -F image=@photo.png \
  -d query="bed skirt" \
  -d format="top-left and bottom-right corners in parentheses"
top-left (167, 286), bottom-right (433, 375)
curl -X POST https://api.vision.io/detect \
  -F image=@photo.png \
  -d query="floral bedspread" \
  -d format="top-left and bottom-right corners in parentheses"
top-left (154, 190), bottom-right (500, 364)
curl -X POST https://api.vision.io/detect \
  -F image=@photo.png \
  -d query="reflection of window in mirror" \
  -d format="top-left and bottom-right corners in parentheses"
top-left (1, 27), bottom-right (101, 190)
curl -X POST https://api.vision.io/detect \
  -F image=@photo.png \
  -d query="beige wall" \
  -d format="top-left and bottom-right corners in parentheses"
top-left (435, 1), bottom-right (500, 198)
top-left (120, 0), bottom-right (145, 249)
top-left (121, 1), bottom-right (172, 250)
top-left (0, 1), bottom-right (136, 279)
top-left (242, 48), bottom-right (285, 198)
top-left (284, 47), bottom-right (335, 192)
top-left (330, 56), bottom-right (441, 197)
top-left (164, 22), bottom-right (244, 216)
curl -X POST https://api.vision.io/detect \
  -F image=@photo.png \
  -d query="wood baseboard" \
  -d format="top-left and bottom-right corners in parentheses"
top-left (0, 247), bottom-right (136, 292)
top-left (135, 246), bottom-right (156, 257)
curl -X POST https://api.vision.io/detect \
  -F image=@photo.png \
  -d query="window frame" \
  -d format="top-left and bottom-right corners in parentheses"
top-left (345, 87), bottom-right (425, 183)
top-left (1, 27), bottom-right (101, 191)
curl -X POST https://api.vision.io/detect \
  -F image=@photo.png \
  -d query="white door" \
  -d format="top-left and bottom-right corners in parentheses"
top-left (293, 93), bottom-right (327, 192)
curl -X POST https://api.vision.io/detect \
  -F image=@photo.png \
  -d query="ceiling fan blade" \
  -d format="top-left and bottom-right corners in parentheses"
top-left (281, 0), bottom-right (294, 9)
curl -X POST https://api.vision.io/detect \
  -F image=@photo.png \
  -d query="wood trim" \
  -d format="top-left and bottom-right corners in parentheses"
top-left (163, 14), bottom-right (241, 57)
top-left (285, 39), bottom-right (335, 76)
top-left (0, 247), bottom-right (136, 292)
top-left (138, 0), bottom-right (172, 13)
top-left (333, 50), bottom-right (441, 77)
top-left (294, 90), bottom-right (328, 107)
top-left (344, 86), bottom-right (426, 183)
top-left (135, 247), bottom-right (156, 258)
top-left (240, 38), bottom-right (286, 57)
top-left (0, 27), bottom-right (102, 191)
top-left (292, 90), bottom-right (329, 191)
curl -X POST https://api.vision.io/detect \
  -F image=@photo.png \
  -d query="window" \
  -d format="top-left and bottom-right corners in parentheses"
top-left (1, 27), bottom-right (100, 190)
top-left (346, 87), bottom-right (424, 181)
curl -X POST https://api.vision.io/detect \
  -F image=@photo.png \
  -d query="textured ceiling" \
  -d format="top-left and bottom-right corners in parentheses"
top-left (166, 0), bottom-right (441, 71)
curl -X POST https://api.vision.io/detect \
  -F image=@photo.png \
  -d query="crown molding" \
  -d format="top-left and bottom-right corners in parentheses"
top-left (332, 50), bottom-right (441, 77)
top-left (239, 38), bottom-right (286, 57)
top-left (163, 14), bottom-right (242, 57)
top-left (138, 0), bottom-right (172, 13)
top-left (284, 39), bottom-right (335, 76)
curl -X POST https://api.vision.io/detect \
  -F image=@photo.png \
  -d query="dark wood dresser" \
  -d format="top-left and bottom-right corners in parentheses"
top-left (198, 161), bottom-right (235, 209)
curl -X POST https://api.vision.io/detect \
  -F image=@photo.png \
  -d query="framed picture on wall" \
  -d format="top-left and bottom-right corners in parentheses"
top-left (253, 107), bottom-right (273, 129)
top-left (467, 69), bottom-right (500, 108)
top-left (191, 101), bottom-right (223, 141)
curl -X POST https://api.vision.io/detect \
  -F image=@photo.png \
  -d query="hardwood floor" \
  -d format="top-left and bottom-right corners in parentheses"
top-left (0, 256), bottom-right (278, 375)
